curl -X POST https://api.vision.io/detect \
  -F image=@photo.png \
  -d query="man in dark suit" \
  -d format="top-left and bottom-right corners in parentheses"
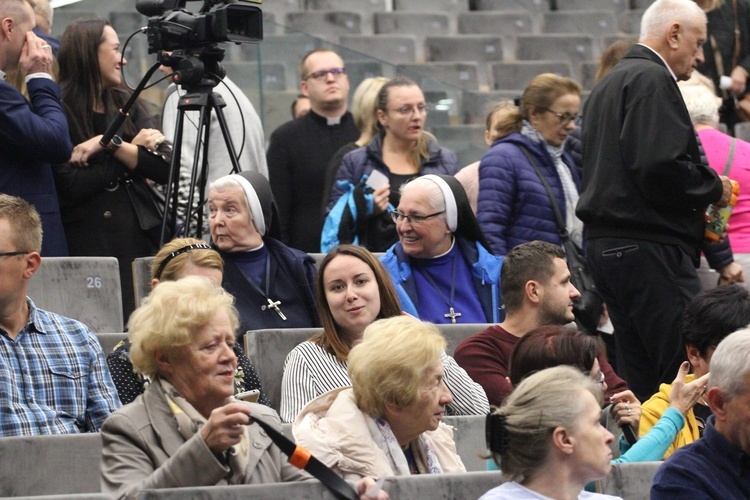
top-left (577, 0), bottom-right (732, 401)
top-left (0, 0), bottom-right (71, 256)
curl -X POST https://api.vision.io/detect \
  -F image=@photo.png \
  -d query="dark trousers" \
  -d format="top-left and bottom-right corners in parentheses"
top-left (586, 238), bottom-right (702, 402)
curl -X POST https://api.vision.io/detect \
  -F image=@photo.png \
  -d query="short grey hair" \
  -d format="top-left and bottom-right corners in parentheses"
top-left (640, 0), bottom-right (706, 41)
top-left (679, 85), bottom-right (720, 127)
top-left (708, 327), bottom-right (750, 400)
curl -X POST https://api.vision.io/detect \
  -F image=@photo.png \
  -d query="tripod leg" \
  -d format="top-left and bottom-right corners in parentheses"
top-left (211, 92), bottom-right (243, 175)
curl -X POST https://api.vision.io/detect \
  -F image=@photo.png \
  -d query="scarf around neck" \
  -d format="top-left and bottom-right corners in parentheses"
top-left (521, 120), bottom-right (583, 247)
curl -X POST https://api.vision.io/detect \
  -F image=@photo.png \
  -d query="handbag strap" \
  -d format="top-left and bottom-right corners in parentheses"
top-left (724, 137), bottom-right (737, 176)
top-left (518, 145), bottom-right (571, 243)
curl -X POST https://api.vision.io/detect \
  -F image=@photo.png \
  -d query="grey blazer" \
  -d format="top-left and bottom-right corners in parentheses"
top-left (100, 381), bottom-right (307, 499)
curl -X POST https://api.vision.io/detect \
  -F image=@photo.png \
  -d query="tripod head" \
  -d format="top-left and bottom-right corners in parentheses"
top-left (159, 47), bottom-right (226, 91)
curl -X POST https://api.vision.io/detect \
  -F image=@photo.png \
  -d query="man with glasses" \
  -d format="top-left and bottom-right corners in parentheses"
top-left (0, 0), bottom-right (71, 257)
top-left (0, 194), bottom-right (120, 436)
top-left (267, 49), bottom-right (358, 253)
top-left (577, 0), bottom-right (733, 402)
top-left (454, 240), bottom-right (628, 407)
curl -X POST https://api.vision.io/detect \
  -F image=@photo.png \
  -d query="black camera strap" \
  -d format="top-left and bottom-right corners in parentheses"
top-left (251, 414), bottom-right (359, 500)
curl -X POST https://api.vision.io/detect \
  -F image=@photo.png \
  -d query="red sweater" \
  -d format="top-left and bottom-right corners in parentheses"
top-left (454, 325), bottom-right (628, 407)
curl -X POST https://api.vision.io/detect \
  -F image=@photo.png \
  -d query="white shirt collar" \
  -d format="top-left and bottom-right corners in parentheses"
top-left (638, 43), bottom-right (678, 81)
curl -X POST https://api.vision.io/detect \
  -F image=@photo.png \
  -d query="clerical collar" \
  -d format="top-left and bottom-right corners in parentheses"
top-left (326, 115), bottom-right (342, 125)
top-left (427, 238), bottom-right (455, 259)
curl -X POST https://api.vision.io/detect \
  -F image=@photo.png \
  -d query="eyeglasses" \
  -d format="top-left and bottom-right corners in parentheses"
top-left (303, 67), bottom-right (346, 81)
top-left (389, 103), bottom-right (429, 116)
top-left (390, 210), bottom-right (445, 226)
top-left (590, 371), bottom-right (605, 386)
top-left (543, 108), bottom-right (579, 126)
top-left (0, 251), bottom-right (30, 258)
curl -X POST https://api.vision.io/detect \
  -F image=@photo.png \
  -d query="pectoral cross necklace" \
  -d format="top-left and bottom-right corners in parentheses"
top-left (252, 255), bottom-right (287, 320)
top-left (416, 252), bottom-right (461, 324)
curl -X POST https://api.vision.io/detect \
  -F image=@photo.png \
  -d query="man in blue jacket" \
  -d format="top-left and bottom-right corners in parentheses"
top-left (0, 0), bottom-right (71, 256)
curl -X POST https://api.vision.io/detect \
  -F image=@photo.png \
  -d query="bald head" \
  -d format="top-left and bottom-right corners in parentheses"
top-left (639, 0), bottom-right (707, 81)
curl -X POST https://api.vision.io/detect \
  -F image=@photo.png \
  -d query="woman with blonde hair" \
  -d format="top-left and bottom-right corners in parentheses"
top-left (481, 366), bottom-right (619, 499)
top-left (293, 316), bottom-right (466, 480)
top-left (325, 76), bottom-right (460, 252)
top-left (322, 77), bottom-right (389, 211)
top-left (107, 237), bottom-right (270, 406)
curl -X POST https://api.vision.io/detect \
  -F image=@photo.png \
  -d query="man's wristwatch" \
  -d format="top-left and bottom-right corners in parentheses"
top-left (106, 135), bottom-right (123, 153)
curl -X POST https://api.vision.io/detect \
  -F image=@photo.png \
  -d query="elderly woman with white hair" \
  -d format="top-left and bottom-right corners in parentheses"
top-left (481, 366), bottom-right (621, 500)
top-left (293, 316), bottom-right (466, 480)
top-left (208, 171), bottom-right (320, 332)
top-left (680, 84), bottom-right (749, 286)
top-left (380, 174), bottom-right (504, 324)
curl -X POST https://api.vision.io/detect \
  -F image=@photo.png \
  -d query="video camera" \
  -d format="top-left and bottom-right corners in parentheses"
top-left (135, 0), bottom-right (263, 53)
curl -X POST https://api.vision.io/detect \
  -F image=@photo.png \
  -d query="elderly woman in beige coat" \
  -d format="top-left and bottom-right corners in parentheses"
top-left (293, 316), bottom-right (466, 480)
top-left (100, 276), bottom-right (386, 499)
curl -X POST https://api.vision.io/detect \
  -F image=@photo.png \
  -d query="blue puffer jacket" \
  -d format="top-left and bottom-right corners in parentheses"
top-left (327, 133), bottom-right (460, 211)
top-left (380, 237), bottom-right (505, 323)
top-left (476, 132), bottom-right (581, 256)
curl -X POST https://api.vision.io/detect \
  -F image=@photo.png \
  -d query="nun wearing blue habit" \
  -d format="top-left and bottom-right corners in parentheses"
top-left (380, 174), bottom-right (505, 324)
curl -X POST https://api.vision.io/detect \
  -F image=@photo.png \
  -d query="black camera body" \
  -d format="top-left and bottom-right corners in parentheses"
top-left (136, 0), bottom-right (263, 53)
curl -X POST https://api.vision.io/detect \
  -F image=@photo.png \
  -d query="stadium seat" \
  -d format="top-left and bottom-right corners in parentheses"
top-left (471, 0), bottom-right (550, 12)
top-left (619, 9), bottom-right (644, 34)
top-left (374, 12), bottom-right (452, 37)
top-left (580, 60), bottom-right (600, 90)
top-left (307, 0), bottom-right (387, 12)
top-left (0, 433), bottom-right (103, 496)
top-left (491, 60), bottom-right (572, 91)
top-left (398, 62), bottom-right (481, 91)
top-left (394, 0), bottom-right (470, 11)
top-left (458, 11), bottom-right (537, 35)
top-left (425, 35), bottom-right (504, 63)
top-left (339, 35), bottom-right (418, 65)
top-left (515, 34), bottom-right (595, 78)
top-left (284, 11), bottom-right (362, 39)
top-left (555, 0), bottom-right (629, 14)
top-left (542, 10), bottom-right (618, 35)
top-left (28, 257), bottom-right (123, 333)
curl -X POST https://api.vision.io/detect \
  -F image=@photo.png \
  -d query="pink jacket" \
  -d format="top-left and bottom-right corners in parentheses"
top-left (699, 128), bottom-right (750, 252)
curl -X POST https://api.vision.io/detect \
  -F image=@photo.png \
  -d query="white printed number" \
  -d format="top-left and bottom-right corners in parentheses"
top-left (86, 277), bottom-right (102, 289)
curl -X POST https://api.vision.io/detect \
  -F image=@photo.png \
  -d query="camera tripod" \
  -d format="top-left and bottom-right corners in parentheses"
top-left (100, 48), bottom-right (243, 244)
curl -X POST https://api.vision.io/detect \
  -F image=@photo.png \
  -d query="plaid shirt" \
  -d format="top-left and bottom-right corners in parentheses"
top-left (0, 298), bottom-right (121, 436)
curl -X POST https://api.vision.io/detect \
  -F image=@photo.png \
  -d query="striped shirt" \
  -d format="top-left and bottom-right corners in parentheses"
top-left (280, 341), bottom-right (489, 423)
top-left (0, 298), bottom-right (121, 436)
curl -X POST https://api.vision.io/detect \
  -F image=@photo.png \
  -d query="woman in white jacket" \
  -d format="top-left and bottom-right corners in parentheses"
top-left (292, 316), bottom-right (466, 480)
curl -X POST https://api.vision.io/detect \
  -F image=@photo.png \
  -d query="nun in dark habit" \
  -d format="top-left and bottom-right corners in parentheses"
top-left (207, 171), bottom-right (320, 334)
top-left (380, 174), bottom-right (505, 324)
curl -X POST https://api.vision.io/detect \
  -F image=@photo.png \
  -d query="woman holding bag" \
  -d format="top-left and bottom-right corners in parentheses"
top-left (54, 18), bottom-right (172, 320)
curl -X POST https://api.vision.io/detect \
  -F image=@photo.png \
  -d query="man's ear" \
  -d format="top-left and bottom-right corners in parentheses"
top-left (23, 252), bottom-right (41, 280)
top-left (706, 387), bottom-right (728, 422)
top-left (667, 22), bottom-right (681, 50)
top-left (300, 80), bottom-right (308, 97)
top-left (1, 17), bottom-right (13, 40)
top-left (525, 279), bottom-right (542, 305)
